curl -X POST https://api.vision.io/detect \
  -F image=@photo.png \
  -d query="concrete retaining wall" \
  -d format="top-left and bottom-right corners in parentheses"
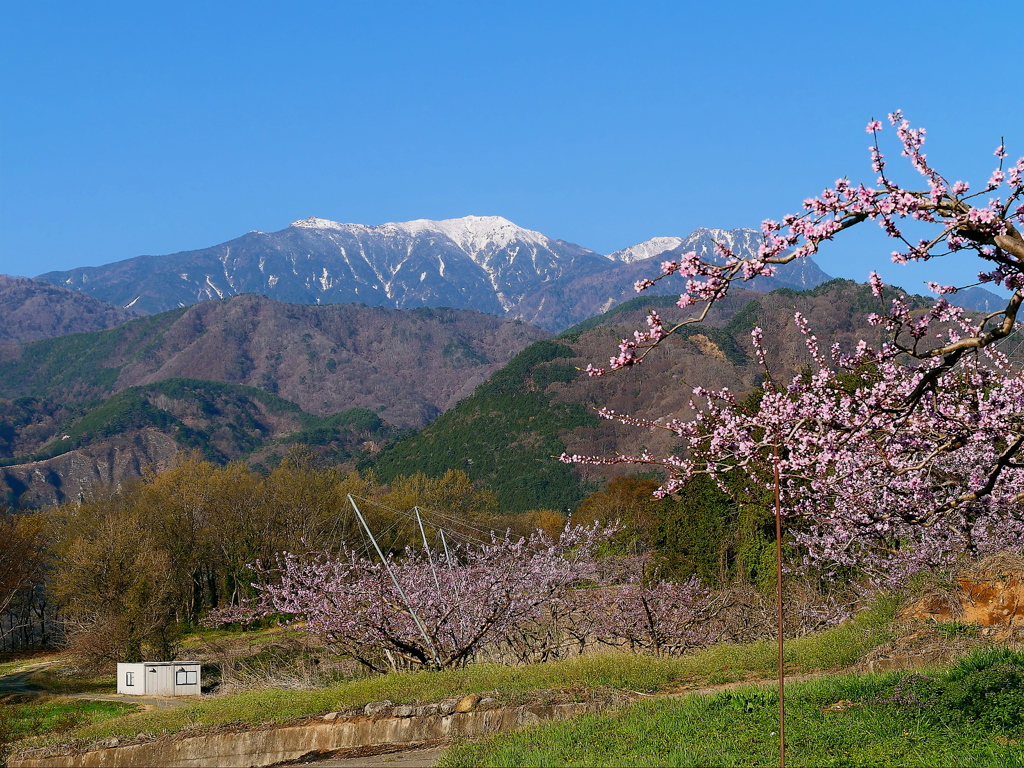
top-left (10, 702), bottom-right (606, 768)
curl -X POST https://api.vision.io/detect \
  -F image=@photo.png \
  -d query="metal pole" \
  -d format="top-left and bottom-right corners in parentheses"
top-left (773, 446), bottom-right (786, 768)
top-left (347, 495), bottom-right (442, 668)
top-left (439, 529), bottom-right (453, 566)
top-left (415, 507), bottom-right (442, 594)
top-left (438, 528), bottom-right (464, 633)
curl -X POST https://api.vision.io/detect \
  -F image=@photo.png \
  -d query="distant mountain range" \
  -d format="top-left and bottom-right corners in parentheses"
top-left (34, 217), bottom-right (834, 331)
top-left (0, 215), bottom-right (1011, 509)
top-left (30, 214), bottom-right (1006, 332)
top-left (36, 216), bottom-right (610, 318)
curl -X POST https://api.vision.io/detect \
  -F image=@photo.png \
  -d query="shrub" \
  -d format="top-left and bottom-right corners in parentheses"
top-left (875, 648), bottom-right (1024, 733)
top-left (939, 662), bottom-right (1024, 730)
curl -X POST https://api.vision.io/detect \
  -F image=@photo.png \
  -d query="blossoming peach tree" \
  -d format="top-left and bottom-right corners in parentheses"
top-left (562, 112), bottom-right (1024, 766)
top-left (564, 111), bottom-right (1024, 583)
top-left (209, 523), bottom-right (712, 671)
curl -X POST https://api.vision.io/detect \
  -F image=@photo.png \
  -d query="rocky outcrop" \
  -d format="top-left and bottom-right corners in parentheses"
top-left (0, 429), bottom-right (177, 507)
top-left (903, 551), bottom-right (1024, 633)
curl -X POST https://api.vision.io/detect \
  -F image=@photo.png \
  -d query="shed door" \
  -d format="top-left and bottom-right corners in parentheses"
top-left (148, 665), bottom-right (174, 696)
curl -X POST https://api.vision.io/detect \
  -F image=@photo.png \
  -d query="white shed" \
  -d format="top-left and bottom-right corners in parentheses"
top-left (116, 661), bottom-right (202, 696)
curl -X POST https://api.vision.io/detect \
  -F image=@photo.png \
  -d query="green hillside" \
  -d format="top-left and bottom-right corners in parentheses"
top-left (0, 378), bottom-right (395, 470)
top-left (0, 309), bottom-right (187, 400)
top-left (369, 340), bottom-right (601, 513)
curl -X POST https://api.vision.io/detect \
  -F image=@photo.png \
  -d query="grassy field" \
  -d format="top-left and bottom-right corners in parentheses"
top-left (11, 595), bottom-right (1024, 767)
top-left (1, 698), bottom-right (138, 747)
top-left (9, 597), bottom-right (897, 750)
top-left (25, 668), bottom-right (116, 695)
top-left (0, 653), bottom-right (58, 678)
top-left (438, 656), bottom-right (1024, 767)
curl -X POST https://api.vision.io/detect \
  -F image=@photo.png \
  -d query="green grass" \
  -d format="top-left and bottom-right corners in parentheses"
top-left (670, 593), bottom-right (897, 681)
top-left (438, 673), bottom-right (1024, 767)
top-left (176, 624), bottom-right (301, 650)
top-left (1, 698), bottom-right (139, 742)
top-left (34, 656), bottom-right (692, 746)
top-left (0, 660), bottom-right (31, 677)
top-left (24, 596), bottom-right (898, 748)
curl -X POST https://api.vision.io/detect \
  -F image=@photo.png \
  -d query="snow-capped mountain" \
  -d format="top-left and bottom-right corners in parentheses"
top-left (37, 215), bottom-right (610, 317)
top-left (36, 216), bottom-right (835, 329)
top-left (608, 228), bottom-right (828, 289)
top-left (509, 228), bottom-right (835, 330)
top-left (608, 236), bottom-right (686, 264)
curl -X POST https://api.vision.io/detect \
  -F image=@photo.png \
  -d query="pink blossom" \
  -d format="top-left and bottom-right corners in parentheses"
top-left (868, 271), bottom-right (885, 297)
top-left (570, 112), bottom-right (1024, 589)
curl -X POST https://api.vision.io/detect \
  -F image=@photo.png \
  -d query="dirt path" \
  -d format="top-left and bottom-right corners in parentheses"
top-left (0, 661), bottom-right (58, 695)
top-left (272, 744), bottom-right (447, 767)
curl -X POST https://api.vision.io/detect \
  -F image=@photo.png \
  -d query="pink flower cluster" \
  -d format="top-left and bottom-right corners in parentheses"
top-left (592, 113), bottom-right (1024, 377)
top-left (210, 522), bottom-right (727, 670)
top-left (570, 300), bottom-right (1024, 585)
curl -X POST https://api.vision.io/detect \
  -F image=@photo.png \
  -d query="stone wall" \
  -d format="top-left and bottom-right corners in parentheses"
top-left (11, 701), bottom-right (608, 768)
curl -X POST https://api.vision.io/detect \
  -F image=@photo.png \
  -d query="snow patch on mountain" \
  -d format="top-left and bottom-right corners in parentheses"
top-left (608, 237), bottom-right (685, 263)
top-left (290, 217), bottom-right (351, 231)
top-left (403, 216), bottom-right (551, 260)
top-left (679, 228), bottom-right (764, 261)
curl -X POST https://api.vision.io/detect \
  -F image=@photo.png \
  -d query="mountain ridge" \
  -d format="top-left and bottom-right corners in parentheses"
top-left (35, 217), bottom-right (835, 329)
top-left (0, 274), bottom-right (139, 345)
top-left (0, 294), bottom-right (549, 429)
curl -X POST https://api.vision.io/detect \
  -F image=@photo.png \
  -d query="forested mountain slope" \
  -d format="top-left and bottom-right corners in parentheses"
top-left (0, 274), bottom-right (137, 345)
top-left (0, 379), bottom-right (395, 508)
top-left (369, 280), bottom-right (936, 512)
top-left (0, 280), bottom-right (951, 511)
top-left (0, 294), bottom-right (547, 427)
top-left (0, 296), bottom-right (546, 507)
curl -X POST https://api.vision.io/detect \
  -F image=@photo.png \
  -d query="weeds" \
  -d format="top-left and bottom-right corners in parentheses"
top-left (26, 668), bottom-right (116, 695)
top-left (1, 696), bottom-right (137, 759)
top-left (931, 620), bottom-right (980, 640)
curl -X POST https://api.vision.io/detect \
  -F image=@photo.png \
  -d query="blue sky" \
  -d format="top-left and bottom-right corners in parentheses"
top-left (2, 0), bottom-right (1020, 295)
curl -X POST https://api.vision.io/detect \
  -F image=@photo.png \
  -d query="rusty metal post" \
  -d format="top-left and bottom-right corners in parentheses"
top-left (774, 445), bottom-right (785, 768)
